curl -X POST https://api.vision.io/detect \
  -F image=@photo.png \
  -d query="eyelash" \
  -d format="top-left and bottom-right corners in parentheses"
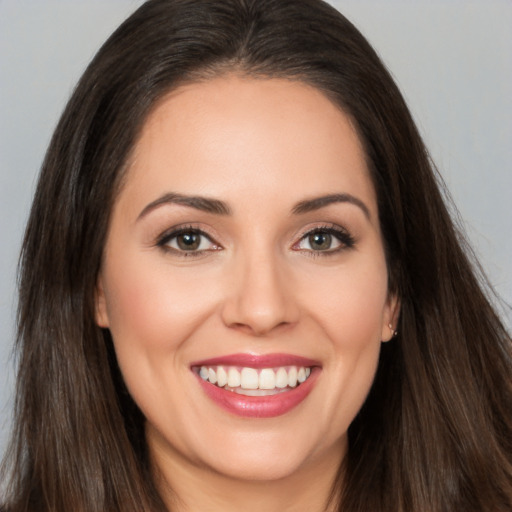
top-left (156, 225), bottom-right (219, 257)
top-left (156, 224), bottom-right (355, 257)
top-left (293, 225), bottom-right (355, 256)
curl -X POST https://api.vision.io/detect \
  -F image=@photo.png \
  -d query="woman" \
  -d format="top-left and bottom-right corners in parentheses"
top-left (1, 0), bottom-right (511, 510)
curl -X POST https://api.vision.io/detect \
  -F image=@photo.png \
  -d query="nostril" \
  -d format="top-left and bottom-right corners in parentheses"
top-left (227, 319), bottom-right (295, 337)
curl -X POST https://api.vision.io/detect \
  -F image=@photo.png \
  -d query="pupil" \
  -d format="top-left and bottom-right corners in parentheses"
top-left (177, 233), bottom-right (200, 250)
top-left (310, 232), bottom-right (331, 250)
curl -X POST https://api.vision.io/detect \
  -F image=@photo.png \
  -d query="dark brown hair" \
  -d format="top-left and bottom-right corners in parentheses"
top-left (2, 0), bottom-right (511, 510)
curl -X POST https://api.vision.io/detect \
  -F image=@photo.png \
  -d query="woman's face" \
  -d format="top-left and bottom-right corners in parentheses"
top-left (96, 76), bottom-right (398, 483)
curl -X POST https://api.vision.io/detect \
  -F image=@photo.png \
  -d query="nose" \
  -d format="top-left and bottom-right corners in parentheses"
top-left (220, 250), bottom-right (299, 336)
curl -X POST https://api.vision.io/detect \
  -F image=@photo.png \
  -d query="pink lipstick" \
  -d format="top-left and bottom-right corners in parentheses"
top-left (191, 353), bottom-right (320, 418)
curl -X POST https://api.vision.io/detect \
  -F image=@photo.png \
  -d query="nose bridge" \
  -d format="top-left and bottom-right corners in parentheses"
top-left (221, 241), bottom-right (297, 335)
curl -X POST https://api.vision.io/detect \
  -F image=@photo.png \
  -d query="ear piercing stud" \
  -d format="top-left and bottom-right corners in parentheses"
top-left (388, 323), bottom-right (398, 337)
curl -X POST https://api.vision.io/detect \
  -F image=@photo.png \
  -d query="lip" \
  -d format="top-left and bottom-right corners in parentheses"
top-left (190, 352), bottom-right (320, 369)
top-left (191, 353), bottom-right (321, 418)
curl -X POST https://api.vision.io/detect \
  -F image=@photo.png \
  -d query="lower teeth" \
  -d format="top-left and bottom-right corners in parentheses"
top-left (223, 386), bottom-right (295, 396)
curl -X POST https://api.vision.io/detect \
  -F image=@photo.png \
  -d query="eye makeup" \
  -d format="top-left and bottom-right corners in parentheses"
top-left (293, 224), bottom-right (355, 256)
top-left (154, 221), bottom-right (355, 259)
top-left (156, 224), bottom-right (222, 257)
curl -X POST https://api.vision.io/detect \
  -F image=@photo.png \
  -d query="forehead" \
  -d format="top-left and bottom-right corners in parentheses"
top-left (122, 75), bottom-right (377, 219)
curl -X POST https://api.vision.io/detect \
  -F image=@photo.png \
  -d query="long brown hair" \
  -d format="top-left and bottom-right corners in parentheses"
top-left (2, 1), bottom-right (511, 510)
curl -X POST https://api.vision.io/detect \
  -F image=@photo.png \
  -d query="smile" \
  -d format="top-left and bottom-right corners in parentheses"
top-left (198, 365), bottom-right (312, 396)
top-left (191, 354), bottom-right (320, 418)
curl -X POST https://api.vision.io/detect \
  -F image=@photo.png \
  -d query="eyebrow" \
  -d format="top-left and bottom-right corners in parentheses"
top-left (137, 192), bottom-right (232, 220)
top-left (137, 191), bottom-right (370, 221)
top-left (292, 193), bottom-right (370, 219)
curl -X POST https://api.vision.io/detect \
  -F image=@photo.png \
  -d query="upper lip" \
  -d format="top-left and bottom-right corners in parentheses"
top-left (190, 353), bottom-right (321, 369)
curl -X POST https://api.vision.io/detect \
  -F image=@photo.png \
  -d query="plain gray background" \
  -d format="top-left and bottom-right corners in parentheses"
top-left (1, 1), bottom-right (511, 460)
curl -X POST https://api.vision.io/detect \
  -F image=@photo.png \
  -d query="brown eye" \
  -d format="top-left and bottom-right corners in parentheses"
top-left (176, 232), bottom-right (201, 251)
top-left (308, 232), bottom-right (332, 251)
top-left (295, 226), bottom-right (355, 254)
top-left (160, 228), bottom-right (219, 254)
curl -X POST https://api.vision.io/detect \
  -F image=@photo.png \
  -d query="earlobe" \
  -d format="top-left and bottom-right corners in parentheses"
top-left (95, 276), bottom-right (110, 328)
top-left (381, 294), bottom-right (400, 342)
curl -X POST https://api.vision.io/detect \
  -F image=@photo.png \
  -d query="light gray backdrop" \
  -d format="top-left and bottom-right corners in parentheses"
top-left (1, 0), bottom-right (511, 460)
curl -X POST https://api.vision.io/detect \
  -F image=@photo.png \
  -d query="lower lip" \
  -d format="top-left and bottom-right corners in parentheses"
top-left (195, 369), bottom-right (319, 418)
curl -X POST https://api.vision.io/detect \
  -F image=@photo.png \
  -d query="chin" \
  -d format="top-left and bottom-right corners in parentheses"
top-left (191, 425), bottom-right (345, 483)
top-left (214, 448), bottom-right (307, 481)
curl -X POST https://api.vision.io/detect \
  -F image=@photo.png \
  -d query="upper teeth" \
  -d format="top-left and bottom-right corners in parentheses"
top-left (199, 366), bottom-right (312, 390)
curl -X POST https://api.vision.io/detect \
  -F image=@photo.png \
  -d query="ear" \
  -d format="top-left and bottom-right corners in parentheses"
top-left (381, 293), bottom-right (400, 342)
top-left (94, 275), bottom-right (110, 328)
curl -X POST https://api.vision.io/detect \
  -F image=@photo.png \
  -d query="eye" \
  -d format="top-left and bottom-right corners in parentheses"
top-left (158, 227), bottom-right (220, 254)
top-left (295, 226), bottom-right (355, 253)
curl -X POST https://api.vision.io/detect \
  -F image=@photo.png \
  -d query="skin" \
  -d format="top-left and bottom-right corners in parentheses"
top-left (96, 76), bottom-right (399, 512)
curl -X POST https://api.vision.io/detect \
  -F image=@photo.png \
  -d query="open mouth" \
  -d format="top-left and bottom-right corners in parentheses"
top-left (191, 355), bottom-right (320, 418)
top-left (196, 365), bottom-right (313, 396)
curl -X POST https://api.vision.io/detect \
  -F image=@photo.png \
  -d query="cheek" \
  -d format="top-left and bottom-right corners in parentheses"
top-left (100, 254), bottom-right (219, 423)
top-left (299, 254), bottom-right (389, 422)
top-left (324, 264), bottom-right (388, 387)
top-left (303, 256), bottom-right (390, 344)
top-left (100, 252), bottom-right (222, 409)
top-left (103, 254), bottom-right (213, 351)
